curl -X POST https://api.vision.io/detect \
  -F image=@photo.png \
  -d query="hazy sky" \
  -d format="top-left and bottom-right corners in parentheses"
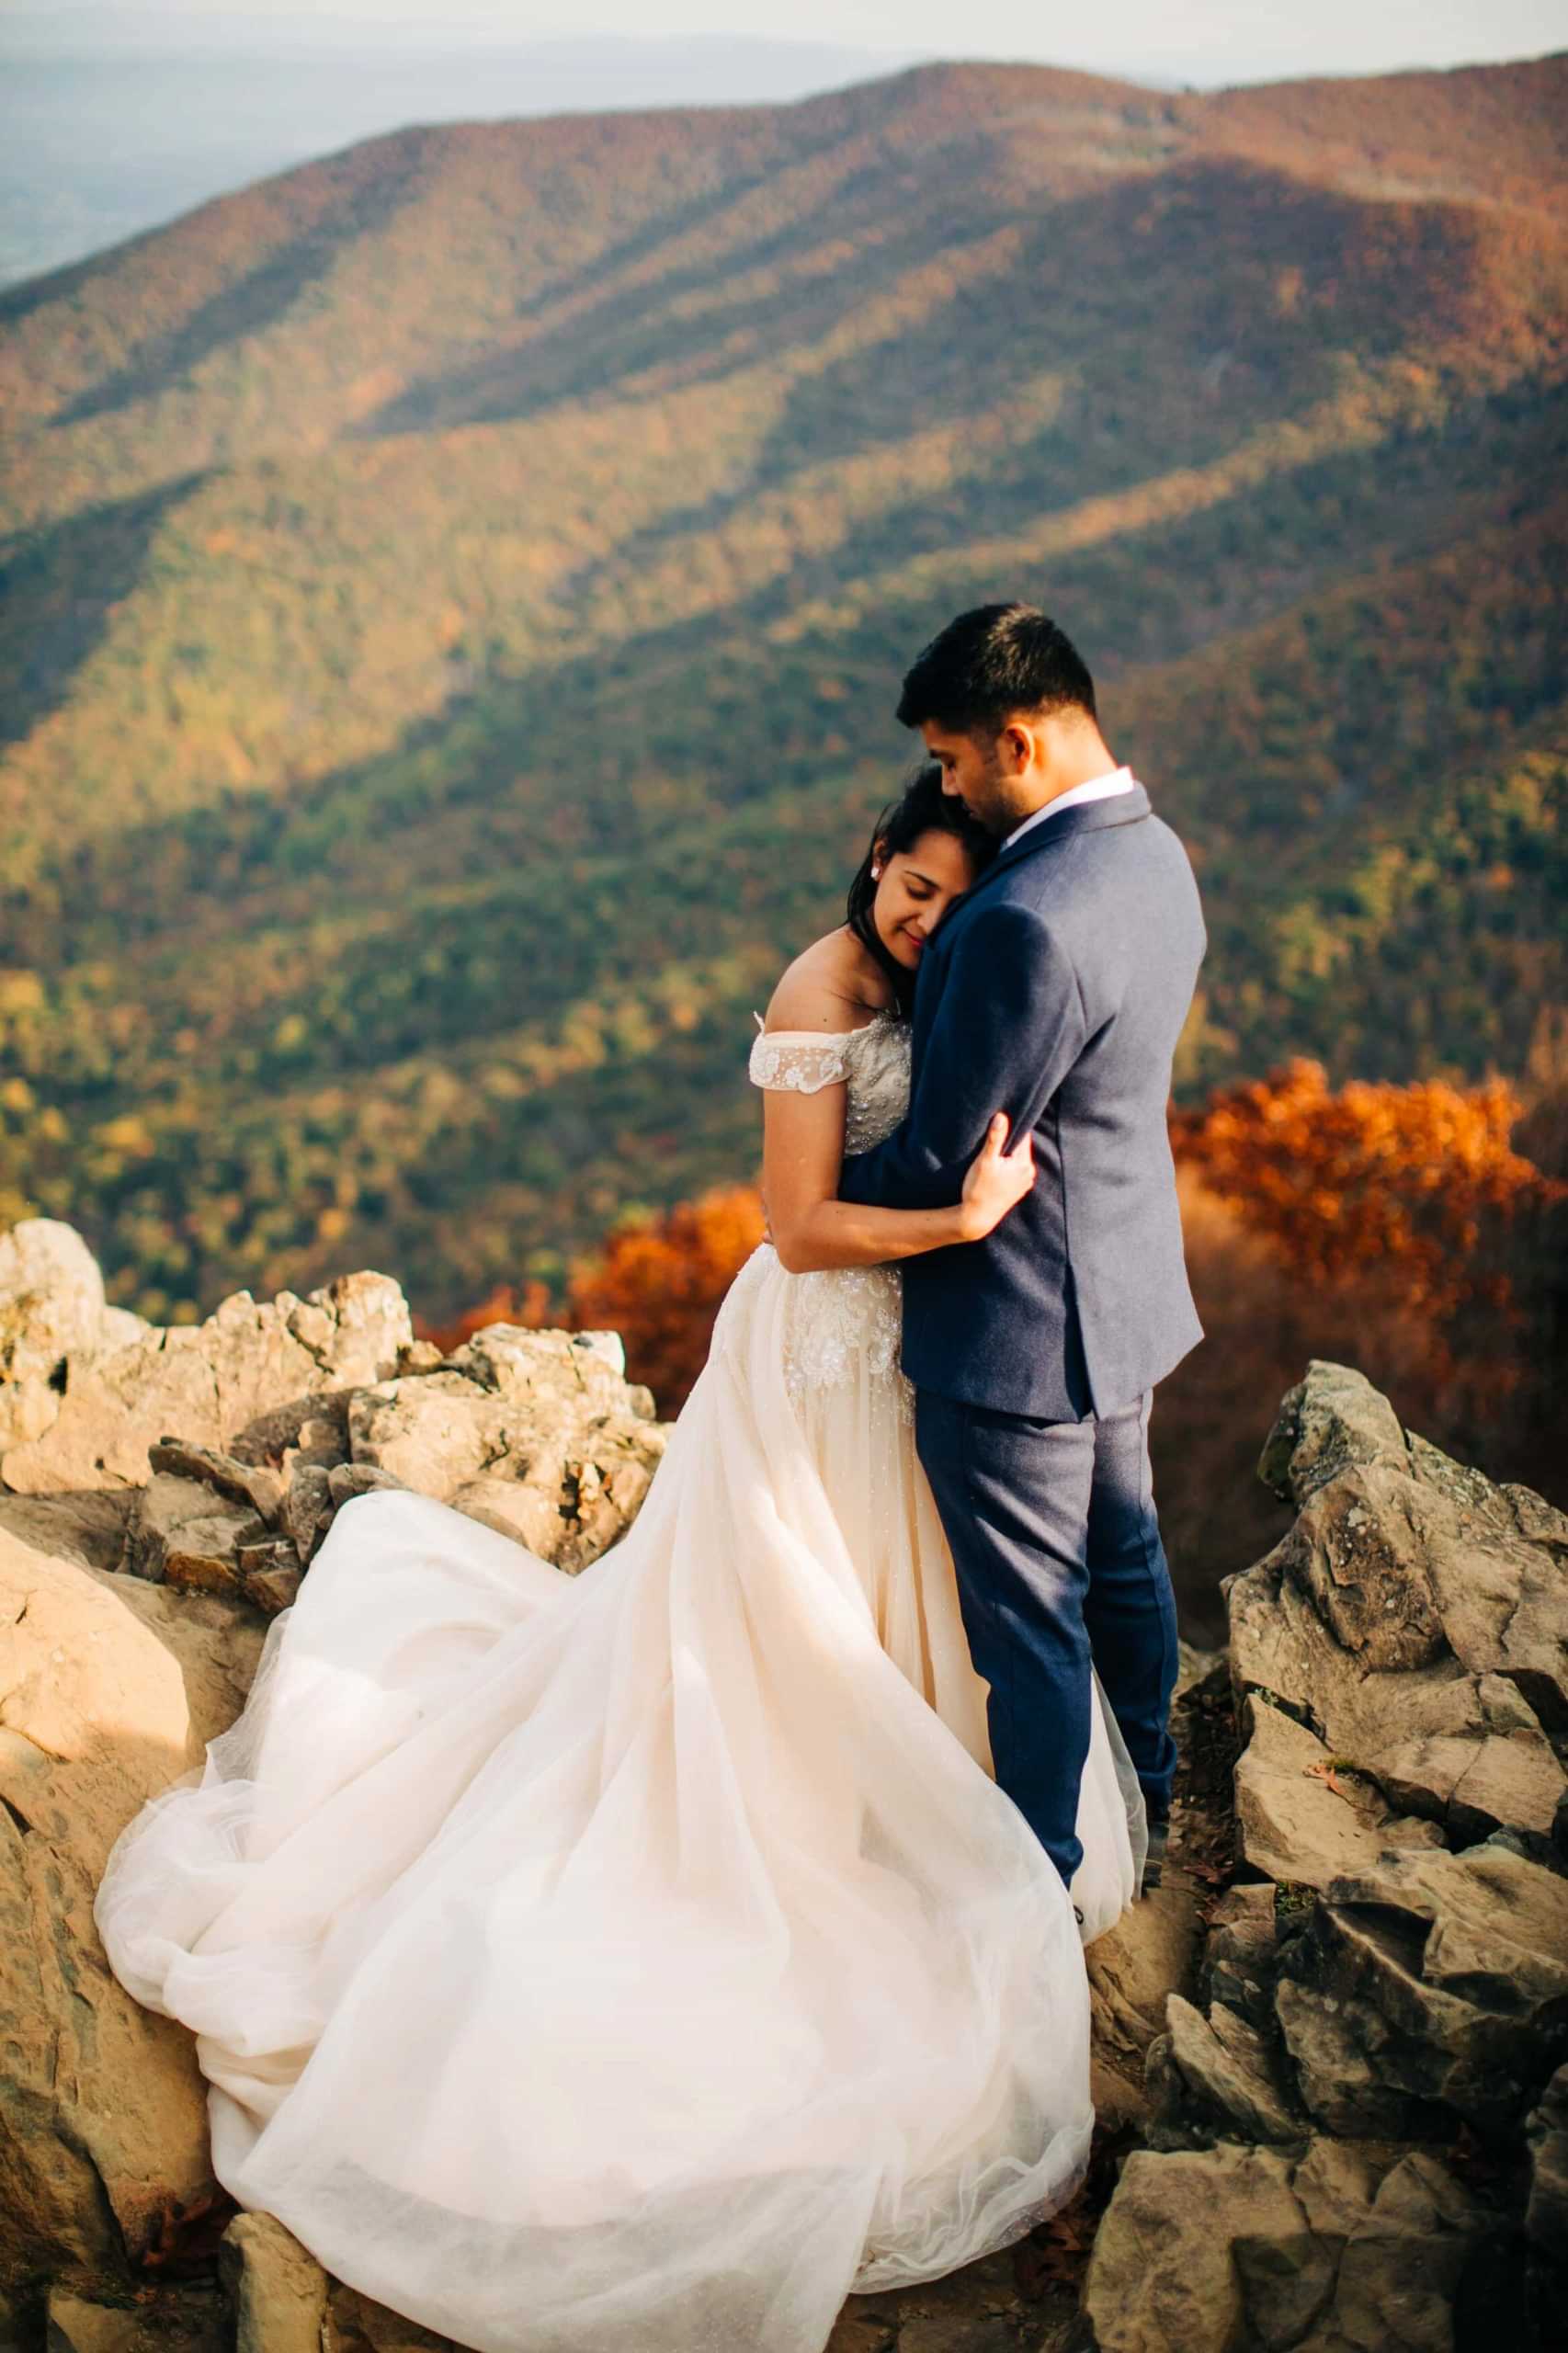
top-left (5, 0), bottom-right (1560, 285)
top-left (21, 0), bottom-right (1568, 82)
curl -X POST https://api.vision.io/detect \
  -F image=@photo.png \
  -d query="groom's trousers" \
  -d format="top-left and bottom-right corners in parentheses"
top-left (914, 1385), bottom-right (1180, 1890)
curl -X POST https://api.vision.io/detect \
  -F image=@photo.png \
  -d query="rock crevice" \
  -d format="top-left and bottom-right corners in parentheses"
top-left (1086, 1358), bottom-right (1567, 2353)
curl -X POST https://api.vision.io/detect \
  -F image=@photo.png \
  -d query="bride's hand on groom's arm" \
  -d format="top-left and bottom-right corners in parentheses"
top-left (958, 1114), bottom-right (1036, 1240)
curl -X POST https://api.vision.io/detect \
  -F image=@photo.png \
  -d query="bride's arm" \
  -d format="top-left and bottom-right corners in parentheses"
top-left (761, 1069), bottom-right (1033, 1277)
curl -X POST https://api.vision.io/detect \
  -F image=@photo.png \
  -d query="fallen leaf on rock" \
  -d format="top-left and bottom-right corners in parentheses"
top-left (1302, 1758), bottom-right (1357, 1802)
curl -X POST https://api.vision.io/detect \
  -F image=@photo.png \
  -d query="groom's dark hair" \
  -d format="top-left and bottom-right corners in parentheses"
top-left (896, 603), bottom-right (1097, 737)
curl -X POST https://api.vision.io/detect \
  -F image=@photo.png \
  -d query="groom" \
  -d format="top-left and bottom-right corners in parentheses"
top-left (837, 602), bottom-right (1206, 1902)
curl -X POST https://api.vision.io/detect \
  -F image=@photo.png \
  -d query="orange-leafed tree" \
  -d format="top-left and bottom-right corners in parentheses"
top-left (1170, 1057), bottom-right (1563, 1376)
top-left (566, 1186), bottom-right (767, 1414)
top-left (414, 1278), bottom-right (554, 1357)
top-left (427, 1060), bottom-right (1563, 1499)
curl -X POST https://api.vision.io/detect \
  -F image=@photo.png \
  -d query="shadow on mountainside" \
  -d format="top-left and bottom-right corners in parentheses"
top-left (53, 140), bottom-right (434, 430)
top-left (0, 474), bottom-right (209, 756)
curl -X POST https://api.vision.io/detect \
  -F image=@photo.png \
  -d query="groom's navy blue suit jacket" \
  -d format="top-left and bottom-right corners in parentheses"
top-left (838, 782), bottom-right (1206, 1420)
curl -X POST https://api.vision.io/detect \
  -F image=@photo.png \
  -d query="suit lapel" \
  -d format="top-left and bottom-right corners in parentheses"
top-left (908, 788), bottom-right (1152, 1075)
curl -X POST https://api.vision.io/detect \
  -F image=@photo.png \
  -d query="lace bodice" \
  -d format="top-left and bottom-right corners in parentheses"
top-left (746, 1009), bottom-right (911, 1152)
top-left (739, 1010), bottom-right (915, 1417)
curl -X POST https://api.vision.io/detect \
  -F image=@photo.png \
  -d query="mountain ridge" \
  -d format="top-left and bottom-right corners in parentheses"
top-left (7, 52), bottom-right (1567, 424)
top-left (2, 52), bottom-right (1564, 1324)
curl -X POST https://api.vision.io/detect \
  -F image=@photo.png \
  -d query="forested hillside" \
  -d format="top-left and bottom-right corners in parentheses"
top-left (3, 55), bottom-right (1565, 1324)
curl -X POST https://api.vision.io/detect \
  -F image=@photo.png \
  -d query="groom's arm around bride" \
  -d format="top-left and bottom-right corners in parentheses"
top-left (837, 604), bottom-right (1207, 1897)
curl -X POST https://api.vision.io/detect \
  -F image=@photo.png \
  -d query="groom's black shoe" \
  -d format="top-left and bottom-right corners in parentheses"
top-left (1142, 1814), bottom-right (1171, 1892)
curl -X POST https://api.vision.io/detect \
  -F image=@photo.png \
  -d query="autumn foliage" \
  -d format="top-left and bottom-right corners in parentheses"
top-left (426, 1063), bottom-right (1562, 1428)
top-left (416, 1062), bottom-right (1566, 1627)
top-left (562, 1188), bottom-right (767, 1409)
top-left (416, 1278), bottom-right (555, 1356)
top-left (421, 1187), bottom-right (767, 1412)
top-left (1170, 1058), bottom-right (1563, 1327)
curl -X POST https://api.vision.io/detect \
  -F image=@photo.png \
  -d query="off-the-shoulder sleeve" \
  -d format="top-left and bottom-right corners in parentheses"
top-left (748, 1029), bottom-right (852, 1095)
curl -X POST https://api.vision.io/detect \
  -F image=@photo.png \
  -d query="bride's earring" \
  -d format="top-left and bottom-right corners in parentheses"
top-left (870, 864), bottom-right (881, 880)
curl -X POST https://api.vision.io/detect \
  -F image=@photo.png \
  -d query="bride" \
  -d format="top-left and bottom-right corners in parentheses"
top-left (94, 766), bottom-right (1147, 2353)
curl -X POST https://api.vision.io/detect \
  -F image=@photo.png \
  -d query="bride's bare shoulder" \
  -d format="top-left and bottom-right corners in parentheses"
top-left (763, 929), bottom-right (886, 1036)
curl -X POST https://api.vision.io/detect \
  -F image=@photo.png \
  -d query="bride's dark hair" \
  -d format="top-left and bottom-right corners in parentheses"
top-left (846, 763), bottom-right (996, 1015)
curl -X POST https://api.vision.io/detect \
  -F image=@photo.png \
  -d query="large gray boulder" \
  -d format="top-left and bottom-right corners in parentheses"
top-left (1232, 1690), bottom-right (1445, 1891)
top-left (1227, 1362), bottom-right (1568, 1871)
top-left (1090, 1363), bottom-right (1568, 2352)
top-left (1144, 1991), bottom-right (1304, 2146)
top-left (1084, 2139), bottom-right (1488, 2353)
top-left (1275, 1837), bottom-right (1568, 2143)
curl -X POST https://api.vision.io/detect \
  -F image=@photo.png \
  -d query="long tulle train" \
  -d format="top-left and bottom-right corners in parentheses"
top-left (95, 1250), bottom-right (1143, 2353)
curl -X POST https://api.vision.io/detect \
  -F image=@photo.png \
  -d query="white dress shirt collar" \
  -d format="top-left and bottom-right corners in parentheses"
top-left (1000, 766), bottom-right (1135, 854)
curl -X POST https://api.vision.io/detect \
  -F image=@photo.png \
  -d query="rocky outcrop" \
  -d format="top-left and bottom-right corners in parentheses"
top-left (103, 1309), bottom-right (662, 1592)
top-left (346, 1324), bottom-right (666, 1573)
top-left (1086, 1360), bottom-right (1568, 2353)
top-left (6, 1227), bottom-right (1566, 2353)
top-left (0, 1212), bottom-right (668, 1621)
top-left (0, 1221), bottom-right (153, 1459)
top-left (0, 1225), bottom-right (670, 2348)
top-left (1, 1244), bottom-right (413, 1495)
top-left (0, 1518), bottom-right (265, 2293)
top-left (1233, 1359), bottom-right (1568, 1872)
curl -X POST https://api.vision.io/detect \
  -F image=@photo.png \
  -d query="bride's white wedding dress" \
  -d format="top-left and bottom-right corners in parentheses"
top-left (94, 1010), bottom-right (1147, 2353)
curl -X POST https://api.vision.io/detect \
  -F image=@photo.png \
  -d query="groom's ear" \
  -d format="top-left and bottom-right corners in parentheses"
top-left (999, 720), bottom-right (1037, 775)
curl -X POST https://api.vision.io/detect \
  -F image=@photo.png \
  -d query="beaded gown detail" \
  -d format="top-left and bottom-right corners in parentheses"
top-left (93, 1011), bottom-right (1147, 2353)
